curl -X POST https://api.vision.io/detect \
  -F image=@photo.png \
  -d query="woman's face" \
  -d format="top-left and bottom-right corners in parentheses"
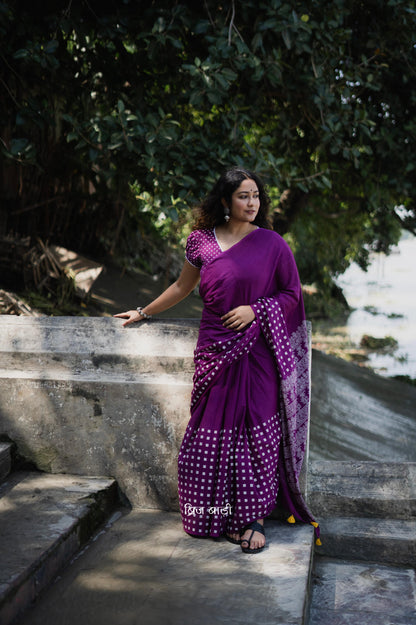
top-left (226, 178), bottom-right (260, 223)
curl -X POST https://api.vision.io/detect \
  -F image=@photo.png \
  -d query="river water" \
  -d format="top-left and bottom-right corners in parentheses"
top-left (336, 232), bottom-right (416, 378)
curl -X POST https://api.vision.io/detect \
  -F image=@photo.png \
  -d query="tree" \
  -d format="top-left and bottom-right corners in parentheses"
top-left (1, 0), bottom-right (415, 295)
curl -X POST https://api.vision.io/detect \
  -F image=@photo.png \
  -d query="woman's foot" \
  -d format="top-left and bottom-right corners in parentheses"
top-left (240, 519), bottom-right (266, 553)
top-left (225, 531), bottom-right (241, 545)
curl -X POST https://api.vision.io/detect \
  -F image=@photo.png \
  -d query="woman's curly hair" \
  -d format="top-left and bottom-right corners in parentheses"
top-left (193, 166), bottom-right (272, 230)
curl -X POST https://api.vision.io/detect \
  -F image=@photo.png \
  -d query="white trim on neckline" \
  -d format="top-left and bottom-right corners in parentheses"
top-left (213, 226), bottom-right (259, 253)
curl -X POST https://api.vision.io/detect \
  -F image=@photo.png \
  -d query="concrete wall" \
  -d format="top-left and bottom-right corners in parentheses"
top-left (0, 316), bottom-right (200, 509)
top-left (0, 316), bottom-right (309, 510)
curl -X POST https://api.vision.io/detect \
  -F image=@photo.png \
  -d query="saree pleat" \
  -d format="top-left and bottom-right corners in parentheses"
top-left (178, 333), bottom-right (282, 535)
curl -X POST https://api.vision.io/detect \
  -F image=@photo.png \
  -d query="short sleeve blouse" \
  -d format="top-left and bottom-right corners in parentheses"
top-left (185, 229), bottom-right (221, 270)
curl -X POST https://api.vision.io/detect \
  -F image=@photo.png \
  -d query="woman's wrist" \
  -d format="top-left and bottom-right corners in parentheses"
top-left (136, 306), bottom-right (152, 319)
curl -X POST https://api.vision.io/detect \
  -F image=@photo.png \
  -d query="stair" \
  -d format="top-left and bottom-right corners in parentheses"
top-left (0, 441), bottom-right (122, 625)
top-left (308, 460), bottom-right (416, 567)
top-left (309, 556), bottom-right (416, 625)
top-left (309, 461), bottom-right (416, 567)
top-left (3, 452), bottom-right (414, 625)
top-left (306, 461), bottom-right (416, 625)
top-left (2, 436), bottom-right (316, 625)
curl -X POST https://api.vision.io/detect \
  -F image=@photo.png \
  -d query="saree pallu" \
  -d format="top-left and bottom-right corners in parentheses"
top-left (178, 228), bottom-right (319, 540)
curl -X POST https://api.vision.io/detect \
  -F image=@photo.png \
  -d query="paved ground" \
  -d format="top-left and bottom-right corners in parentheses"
top-left (16, 510), bottom-right (315, 625)
top-left (309, 349), bottom-right (416, 463)
top-left (14, 507), bottom-right (416, 625)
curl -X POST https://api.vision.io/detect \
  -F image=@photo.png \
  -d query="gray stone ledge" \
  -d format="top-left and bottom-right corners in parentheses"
top-left (317, 516), bottom-right (416, 567)
top-left (0, 316), bottom-right (200, 376)
top-left (0, 316), bottom-right (200, 355)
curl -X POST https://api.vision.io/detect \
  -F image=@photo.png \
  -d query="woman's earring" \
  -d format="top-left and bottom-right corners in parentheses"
top-left (224, 206), bottom-right (230, 222)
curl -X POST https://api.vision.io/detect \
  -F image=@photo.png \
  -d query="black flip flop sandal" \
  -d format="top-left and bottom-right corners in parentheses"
top-left (240, 521), bottom-right (266, 554)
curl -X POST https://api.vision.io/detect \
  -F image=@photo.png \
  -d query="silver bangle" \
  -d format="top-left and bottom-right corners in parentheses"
top-left (137, 306), bottom-right (152, 319)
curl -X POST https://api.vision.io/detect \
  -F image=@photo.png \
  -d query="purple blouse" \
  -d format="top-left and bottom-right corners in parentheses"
top-left (185, 228), bottom-right (222, 271)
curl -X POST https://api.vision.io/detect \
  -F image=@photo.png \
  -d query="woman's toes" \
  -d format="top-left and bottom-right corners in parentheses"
top-left (241, 530), bottom-right (265, 550)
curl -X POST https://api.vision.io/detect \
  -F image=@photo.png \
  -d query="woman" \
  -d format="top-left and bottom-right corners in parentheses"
top-left (115, 166), bottom-right (319, 553)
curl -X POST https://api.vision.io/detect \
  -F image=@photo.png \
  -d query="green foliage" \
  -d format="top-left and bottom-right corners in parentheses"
top-left (1, 0), bottom-right (416, 290)
top-left (360, 334), bottom-right (399, 352)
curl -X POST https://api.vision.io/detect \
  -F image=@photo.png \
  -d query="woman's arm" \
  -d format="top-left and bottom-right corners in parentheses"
top-left (114, 260), bottom-right (201, 326)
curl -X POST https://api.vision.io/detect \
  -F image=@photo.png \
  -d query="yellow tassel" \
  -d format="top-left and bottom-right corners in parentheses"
top-left (316, 538), bottom-right (322, 546)
top-left (311, 521), bottom-right (319, 528)
top-left (287, 515), bottom-right (296, 524)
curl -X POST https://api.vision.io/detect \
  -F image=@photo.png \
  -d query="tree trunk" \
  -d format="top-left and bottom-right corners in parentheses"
top-left (273, 188), bottom-right (309, 235)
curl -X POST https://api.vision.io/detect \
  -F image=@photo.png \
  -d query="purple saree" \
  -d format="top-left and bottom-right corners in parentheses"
top-left (178, 227), bottom-right (319, 540)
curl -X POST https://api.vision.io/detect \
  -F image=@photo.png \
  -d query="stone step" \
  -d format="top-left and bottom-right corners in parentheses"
top-left (309, 556), bottom-right (416, 625)
top-left (0, 470), bottom-right (120, 625)
top-left (13, 510), bottom-right (316, 625)
top-left (308, 460), bottom-right (416, 520)
top-left (0, 442), bottom-right (12, 482)
top-left (317, 516), bottom-right (416, 567)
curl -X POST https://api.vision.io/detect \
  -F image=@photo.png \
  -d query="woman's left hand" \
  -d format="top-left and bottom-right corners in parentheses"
top-left (221, 305), bottom-right (255, 331)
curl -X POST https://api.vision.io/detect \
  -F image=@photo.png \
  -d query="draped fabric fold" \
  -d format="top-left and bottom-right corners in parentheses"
top-left (177, 227), bottom-right (318, 539)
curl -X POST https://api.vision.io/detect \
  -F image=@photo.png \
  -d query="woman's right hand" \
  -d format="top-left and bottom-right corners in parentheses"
top-left (113, 310), bottom-right (145, 327)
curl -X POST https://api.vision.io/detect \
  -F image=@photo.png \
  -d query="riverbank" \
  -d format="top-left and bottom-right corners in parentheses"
top-left (310, 315), bottom-right (413, 381)
top-left (334, 233), bottom-right (416, 380)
